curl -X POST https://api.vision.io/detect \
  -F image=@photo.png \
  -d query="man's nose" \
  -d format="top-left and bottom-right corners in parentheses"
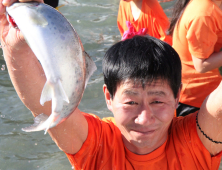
top-left (134, 105), bottom-right (154, 125)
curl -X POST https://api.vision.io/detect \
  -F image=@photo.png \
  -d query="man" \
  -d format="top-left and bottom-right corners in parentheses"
top-left (1, 0), bottom-right (222, 169)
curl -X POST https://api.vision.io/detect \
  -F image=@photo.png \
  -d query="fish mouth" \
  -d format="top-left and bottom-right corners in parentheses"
top-left (6, 2), bottom-right (41, 29)
top-left (7, 14), bottom-right (18, 28)
top-left (6, 2), bottom-right (40, 14)
top-left (9, 2), bottom-right (40, 8)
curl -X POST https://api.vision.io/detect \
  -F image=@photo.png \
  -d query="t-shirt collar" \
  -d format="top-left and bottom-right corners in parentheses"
top-left (124, 137), bottom-right (168, 162)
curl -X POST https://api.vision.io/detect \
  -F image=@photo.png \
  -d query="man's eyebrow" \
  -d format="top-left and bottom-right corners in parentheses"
top-left (122, 89), bottom-right (139, 96)
top-left (147, 91), bottom-right (166, 96)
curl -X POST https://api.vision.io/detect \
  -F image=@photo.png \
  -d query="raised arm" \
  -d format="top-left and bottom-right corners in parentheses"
top-left (0, 0), bottom-right (88, 154)
top-left (198, 81), bottom-right (222, 155)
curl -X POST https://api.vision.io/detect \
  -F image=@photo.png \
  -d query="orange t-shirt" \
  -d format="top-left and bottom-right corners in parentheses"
top-left (172, 0), bottom-right (222, 108)
top-left (117, 0), bottom-right (172, 45)
top-left (65, 112), bottom-right (222, 170)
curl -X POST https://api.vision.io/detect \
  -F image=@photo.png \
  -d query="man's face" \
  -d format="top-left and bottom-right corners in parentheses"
top-left (104, 79), bottom-right (180, 155)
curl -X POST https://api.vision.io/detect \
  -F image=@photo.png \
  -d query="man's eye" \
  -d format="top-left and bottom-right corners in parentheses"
top-left (126, 101), bottom-right (137, 105)
top-left (152, 101), bottom-right (163, 104)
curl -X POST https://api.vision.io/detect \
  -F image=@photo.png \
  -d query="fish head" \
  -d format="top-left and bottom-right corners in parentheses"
top-left (6, 1), bottom-right (40, 10)
top-left (6, 2), bottom-right (49, 28)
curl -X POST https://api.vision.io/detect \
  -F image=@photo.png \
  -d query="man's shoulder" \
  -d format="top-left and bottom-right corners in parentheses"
top-left (102, 117), bottom-right (116, 124)
top-left (168, 112), bottom-right (198, 145)
top-left (171, 112), bottom-right (197, 129)
top-left (82, 112), bottom-right (118, 130)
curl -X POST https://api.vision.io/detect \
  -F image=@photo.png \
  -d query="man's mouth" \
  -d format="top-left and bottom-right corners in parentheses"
top-left (132, 129), bottom-right (156, 135)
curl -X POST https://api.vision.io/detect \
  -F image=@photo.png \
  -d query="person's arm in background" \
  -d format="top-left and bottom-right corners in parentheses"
top-left (184, 13), bottom-right (222, 73)
top-left (0, 0), bottom-right (88, 154)
top-left (192, 52), bottom-right (222, 73)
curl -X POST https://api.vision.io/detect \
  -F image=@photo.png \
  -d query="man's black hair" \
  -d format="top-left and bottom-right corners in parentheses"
top-left (44, 0), bottom-right (59, 8)
top-left (102, 35), bottom-right (182, 99)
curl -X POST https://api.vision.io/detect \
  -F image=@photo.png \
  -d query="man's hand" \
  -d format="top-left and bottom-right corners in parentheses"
top-left (0, 0), bottom-right (44, 51)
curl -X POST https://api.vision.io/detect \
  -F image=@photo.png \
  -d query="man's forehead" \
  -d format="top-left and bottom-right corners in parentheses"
top-left (120, 79), bottom-right (168, 88)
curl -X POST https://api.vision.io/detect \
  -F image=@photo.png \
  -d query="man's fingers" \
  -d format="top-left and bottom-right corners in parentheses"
top-left (0, 0), bottom-right (7, 14)
top-left (19, 0), bottom-right (44, 3)
top-left (2, 0), bottom-right (44, 7)
top-left (0, 0), bottom-right (17, 14)
top-left (2, 0), bottom-right (18, 7)
top-left (0, 13), bottom-right (9, 40)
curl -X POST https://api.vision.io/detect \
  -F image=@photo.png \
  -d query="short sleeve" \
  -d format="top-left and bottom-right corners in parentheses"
top-left (65, 113), bottom-right (119, 169)
top-left (170, 113), bottom-right (222, 169)
top-left (186, 16), bottom-right (218, 59)
top-left (65, 113), bottom-right (103, 168)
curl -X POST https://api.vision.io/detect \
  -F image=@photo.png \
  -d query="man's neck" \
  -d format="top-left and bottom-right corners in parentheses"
top-left (122, 134), bottom-right (168, 155)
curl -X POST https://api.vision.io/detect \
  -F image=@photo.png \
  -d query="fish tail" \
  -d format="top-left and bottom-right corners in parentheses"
top-left (22, 113), bottom-right (49, 132)
top-left (23, 79), bottom-right (67, 133)
top-left (22, 113), bottom-right (58, 134)
top-left (44, 114), bottom-right (55, 134)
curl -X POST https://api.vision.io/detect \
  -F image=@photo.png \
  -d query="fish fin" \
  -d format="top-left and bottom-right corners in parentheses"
top-left (83, 51), bottom-right (97, 87)
top-left (40, 80), bottom-right (70, 106)
top-left (40, 81), bottom-right (52, 106)
top-left (57, 80), bottom-right (70, 104)
top-left (21, 113), bottom-right (49, 132)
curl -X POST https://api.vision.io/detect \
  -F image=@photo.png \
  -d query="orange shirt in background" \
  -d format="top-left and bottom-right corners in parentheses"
top-left (158, 0), bottom-right (174, 2)
top-left (117, 0), bottom-right (172, 45)
top-left (172, 0), bottom-right (222, 108)
top-left (65, 112), bottom-right (222, 170)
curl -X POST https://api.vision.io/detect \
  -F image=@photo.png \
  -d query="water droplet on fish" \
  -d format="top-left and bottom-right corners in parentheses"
top-left (1, 65), bottom-right (5, 71)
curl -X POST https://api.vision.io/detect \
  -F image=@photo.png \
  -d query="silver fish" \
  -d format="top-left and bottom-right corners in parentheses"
top-left (6, 2), bottom-right (97, 134)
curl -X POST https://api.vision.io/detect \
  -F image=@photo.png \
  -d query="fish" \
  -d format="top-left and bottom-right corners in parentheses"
top-left (6, 2), bottom-right (97, 134)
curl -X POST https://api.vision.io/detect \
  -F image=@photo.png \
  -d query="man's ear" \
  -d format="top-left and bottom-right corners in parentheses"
top-left (103, 84), bottom-right (113, 112)
top-left (175, 83), bottom-right (182, 108)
